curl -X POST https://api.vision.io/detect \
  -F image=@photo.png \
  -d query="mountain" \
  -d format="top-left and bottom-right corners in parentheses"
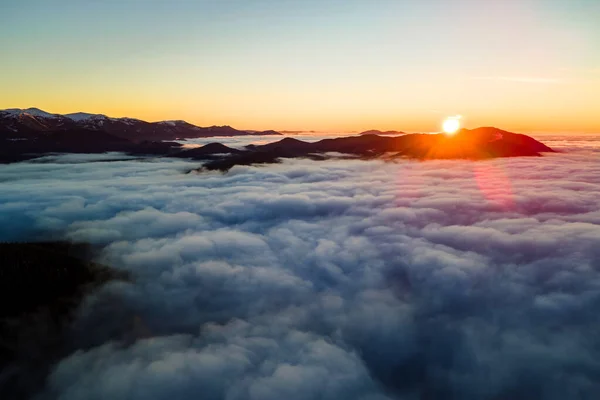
top-left (0, 125), bottom-right (184, 163)
top-left (0, 117), bottom-right (556, 166)
top-left (359, 130), bottom-right (405, 136)
top-left (201, 127), bottom-right (556, 171)
top-left (250, 137), bottom-right (317, 154)
top-left (169, 143), bottom-right (242, 160)
top-left (0, 108), bottom-right (282, 142)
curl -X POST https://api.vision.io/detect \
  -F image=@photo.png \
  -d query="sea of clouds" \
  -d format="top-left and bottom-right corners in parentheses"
top-left (176, 133), bottom-right (346, 149)
top-left (2, 135), bottom-right (600, 399)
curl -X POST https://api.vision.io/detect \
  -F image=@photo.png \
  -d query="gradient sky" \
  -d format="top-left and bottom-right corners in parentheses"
top-left (1, 0), bottom-right (599, 132)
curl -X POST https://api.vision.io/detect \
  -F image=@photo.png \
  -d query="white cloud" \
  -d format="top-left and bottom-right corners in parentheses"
top-left (2, 140), bottom-right (600, 399)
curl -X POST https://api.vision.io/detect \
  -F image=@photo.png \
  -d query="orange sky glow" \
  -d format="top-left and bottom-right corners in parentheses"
top-left (1, 1), bottom-right (599, 133)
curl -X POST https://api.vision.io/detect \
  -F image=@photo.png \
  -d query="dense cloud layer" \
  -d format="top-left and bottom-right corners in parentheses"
top-left (2, 138), bottom-right (600, 399)
top-left (176, 133), bottom-right (345, 150)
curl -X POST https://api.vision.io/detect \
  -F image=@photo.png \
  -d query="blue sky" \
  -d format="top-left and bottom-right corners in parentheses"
top-left (1, 0), bottom-right (599, 131)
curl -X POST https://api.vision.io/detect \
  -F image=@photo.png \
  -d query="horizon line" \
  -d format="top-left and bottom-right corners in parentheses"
top-left (2, 106), bottom-right (599, 136)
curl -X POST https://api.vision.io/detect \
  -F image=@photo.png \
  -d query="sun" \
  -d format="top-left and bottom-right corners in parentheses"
top-left (442, 117), bottom-right (461, 135)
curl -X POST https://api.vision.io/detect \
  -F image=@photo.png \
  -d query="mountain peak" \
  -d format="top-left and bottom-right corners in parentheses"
top-left (65, 112), bottom-right (108, 121)
top-left (2, 107), bottom-right (57, 119)
top-left (157, 120), bottom-right (188, 126)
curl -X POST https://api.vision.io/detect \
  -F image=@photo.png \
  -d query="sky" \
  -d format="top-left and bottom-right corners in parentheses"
top-left (1, 0), bottom-right (599, 132)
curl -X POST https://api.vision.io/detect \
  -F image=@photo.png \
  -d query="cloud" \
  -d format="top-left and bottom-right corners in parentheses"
top-left (47, 322), bottom-right (389, 400)
top-left (2, 139), bottom-right (600, 399)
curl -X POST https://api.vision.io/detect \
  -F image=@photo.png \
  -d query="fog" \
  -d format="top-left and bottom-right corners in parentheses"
top-left (176, 133), bottom-right (351, 150)
top-left (2, 137), bottom-right (600, 399)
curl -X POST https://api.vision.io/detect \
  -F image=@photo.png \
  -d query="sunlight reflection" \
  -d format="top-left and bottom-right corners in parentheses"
top-left (473, 162), bottom-right (515, 209)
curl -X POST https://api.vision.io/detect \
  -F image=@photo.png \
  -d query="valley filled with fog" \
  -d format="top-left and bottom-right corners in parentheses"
top-left (2, 135), bottom-right (600, 399)
top-left (175, 133), bottom-right (353, 149)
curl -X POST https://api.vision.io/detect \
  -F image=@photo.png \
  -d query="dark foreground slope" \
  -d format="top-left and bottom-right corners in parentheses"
top-left (0, 242), bottom-right (125, 399)
top-left (197, 127), bottom-right (555, 171)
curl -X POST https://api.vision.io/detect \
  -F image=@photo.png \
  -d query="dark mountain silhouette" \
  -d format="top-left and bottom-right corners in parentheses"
top-left (359, 130), bottom-right (405, 136)
top-left (251, 137), bottom-right (317, 154)
top-left (201, 127), bottom-right (555, 171)
top-left (0, 128), bottom-right (182, 163)
top-left (169, 143), bottom-right (242, 160)
top-left (0, 108), bottom-right (282, 143)
top-left (0, 119), bottom-right (555, 167)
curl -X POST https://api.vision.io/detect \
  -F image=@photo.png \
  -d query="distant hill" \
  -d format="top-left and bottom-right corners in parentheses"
top-left (0, 108), bottom-right (282, 143)
top-left (0, 122), bottom-right (556, 167)
top-left (359, 130), bottom-right (405, 136)
top-left (168, 142), bottom-right (242, 160)
top-left (201, 127), bottom-right (556, 171)
top-left (0, 127), bottom-right (181, 163)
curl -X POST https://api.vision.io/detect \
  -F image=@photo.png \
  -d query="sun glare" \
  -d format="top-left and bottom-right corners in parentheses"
top-left (442, 117), bottom-right (461, 135)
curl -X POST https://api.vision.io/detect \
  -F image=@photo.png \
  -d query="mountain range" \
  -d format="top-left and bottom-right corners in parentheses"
top-left (0, 108), bottom-right (281, 142)
top-left (177, 127), bottom-right (556, 171)
top-left (0, 108), bottom-right (556, 166)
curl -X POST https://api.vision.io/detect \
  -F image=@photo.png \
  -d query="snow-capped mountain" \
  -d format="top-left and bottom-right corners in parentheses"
top-left (64, 112), bottom-right (108, 122)
top-left (2, 107), bottom-right (60, 119)
top-left (0, 108), bottom-right (281, 141)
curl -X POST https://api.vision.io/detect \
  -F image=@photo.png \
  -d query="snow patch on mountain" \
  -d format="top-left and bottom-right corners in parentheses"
top-left (65, 112), bottom-right (106, 122)
top-left (2, 108), bottom-right (59, 119)
top-left (158, 120), bottom-right (187, 127)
